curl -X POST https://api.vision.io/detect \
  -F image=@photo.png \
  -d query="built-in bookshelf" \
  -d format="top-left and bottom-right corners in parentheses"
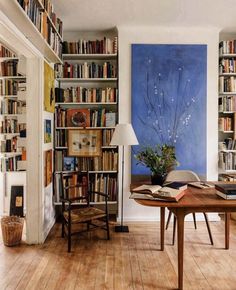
top-left (218, 40), bottom-right (236, 180)
top-left (54, 32), bottom-right (118, 212)
top-left (0, 0), bottom-right (63, 63)
top-left (0, 47), bottom-right (27, 172)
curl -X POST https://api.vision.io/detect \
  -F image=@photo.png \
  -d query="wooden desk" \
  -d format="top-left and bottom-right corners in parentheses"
top-left (131, 186), bottom-right (236, 290)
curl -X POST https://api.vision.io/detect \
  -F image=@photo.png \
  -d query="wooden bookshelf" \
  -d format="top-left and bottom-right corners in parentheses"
top-left (218, 40), bottom-right (236, 178)
top-left (54, 32), bottom-right (119, 211)
top-left (0, 0), bottom-right (63, 64)
top-left (0, 49), bottom-right (27, 173)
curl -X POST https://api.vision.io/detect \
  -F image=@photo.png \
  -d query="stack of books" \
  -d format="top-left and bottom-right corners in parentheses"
top-left (130, 182), bottom-right (188, 202)
top-left (215, 183), bottom-right (236, 199)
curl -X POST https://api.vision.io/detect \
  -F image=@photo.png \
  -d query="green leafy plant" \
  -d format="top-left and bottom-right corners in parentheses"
top-left (134, 144), bottom-right (179, 176)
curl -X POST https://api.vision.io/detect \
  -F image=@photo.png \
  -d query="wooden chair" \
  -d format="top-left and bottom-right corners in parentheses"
top-left (165, 170), bottom-right (214, 245)
top-left (60, 171), bottom-right (110, 252)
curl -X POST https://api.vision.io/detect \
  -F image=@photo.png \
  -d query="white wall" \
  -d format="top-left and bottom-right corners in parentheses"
top-left (118, 26), bottom-right (219, 221)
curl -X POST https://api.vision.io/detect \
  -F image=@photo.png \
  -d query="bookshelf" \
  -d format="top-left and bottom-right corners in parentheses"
top-left (218, 40), bottom-right (236, 180)
top-left (54, 32), bottom-right (119, 213)
top-left (0, 43), bottom-right (27, 215)
top-left (0, 0), bottom-right (63, 64)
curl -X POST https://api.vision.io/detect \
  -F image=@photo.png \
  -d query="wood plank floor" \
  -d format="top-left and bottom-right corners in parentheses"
top-left (1, 219), bottom-right (236, 290)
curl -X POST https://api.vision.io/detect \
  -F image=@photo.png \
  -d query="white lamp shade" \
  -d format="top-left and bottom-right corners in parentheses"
top-left (110, 123), bottom-right (139, 146)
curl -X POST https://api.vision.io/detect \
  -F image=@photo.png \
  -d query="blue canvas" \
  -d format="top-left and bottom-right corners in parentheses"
top-left (131, 44), bottom-right (207, 178)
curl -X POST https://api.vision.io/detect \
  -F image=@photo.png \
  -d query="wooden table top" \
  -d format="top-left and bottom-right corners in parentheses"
top-left (130, 186), bottom-right (236, 209)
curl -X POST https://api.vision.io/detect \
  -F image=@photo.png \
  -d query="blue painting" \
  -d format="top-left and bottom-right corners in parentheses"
top-left (131, 44), bottom-right (207, 178)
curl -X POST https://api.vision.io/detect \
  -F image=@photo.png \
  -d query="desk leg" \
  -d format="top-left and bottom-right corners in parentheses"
top-left (177, 210), bottom-right (185, 290)
top-left (160, 207), bottom-right (165, 251)
top-left (225, 212), bottom-right (230, 250)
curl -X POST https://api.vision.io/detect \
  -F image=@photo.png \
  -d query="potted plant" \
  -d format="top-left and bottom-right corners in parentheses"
top-left (134, 144), bottom-right (178, 185)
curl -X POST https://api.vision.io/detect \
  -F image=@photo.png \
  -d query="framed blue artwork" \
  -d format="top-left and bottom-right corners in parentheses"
top-left (131, 44), bottom-right (207, 179)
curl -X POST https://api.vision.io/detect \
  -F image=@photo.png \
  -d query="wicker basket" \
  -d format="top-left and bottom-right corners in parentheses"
top-left (1, 216), bottom-right (24, 247)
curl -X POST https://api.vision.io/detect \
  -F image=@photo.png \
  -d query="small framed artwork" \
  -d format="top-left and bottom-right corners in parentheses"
top-left (44, 119), bottom-right (52, 143)
top-left (44, 149), bottom-right (52, 187)
top-left (68, 129), bottom-right (101, 157)
top-left (67, 109), bottom-right (90, 127)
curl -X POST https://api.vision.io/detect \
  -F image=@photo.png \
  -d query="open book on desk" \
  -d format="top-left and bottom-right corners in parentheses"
top-left (131, 182), bottom-right (187, 202)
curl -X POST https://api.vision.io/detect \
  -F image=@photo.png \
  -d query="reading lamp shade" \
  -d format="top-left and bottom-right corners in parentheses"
top-left (110, 123), bottom-right (139, 146)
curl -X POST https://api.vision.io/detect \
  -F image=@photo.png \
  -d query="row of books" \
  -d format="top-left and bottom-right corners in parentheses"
top-left (55, 128), bottom-right (115, 148)
top-left (54, 173), bottom-right (117, 202)
top-left (219, 58), bottom-right (236, 74)
top-left (0, 119), bottom-right (18, 134)
top-left (219, 151), bottom-right (236, 170)
top-left (17, 0), bottom-right (62, 57)
top-left (0, 80), bottom-right (19, 96)
top-left (55, 108), bottom-right (117, 128)
top-left (0, 137), bottom-right (17, 153)
top-left (101, 150), bottom-right (118, 171)
top-left (0, 99), bottom-right (21, 115)
top-left (55, 130), bottom-right (67, 147)
top-left (219, 40), bottom-right (236, 55)
top-left (0, 60), bottom-right (18, 77)
top-left (55, 87), bottom-right (117, 103)
top-left (0, 45), bottom-right (16, 58)
top-left (219, 117), bottom-right (233, 131)
top-left (90, 174), bottom-right (117, 202)
top-left (63, 62), bottom-right (117, 79)
top-left (219, 96), bottom-right (236, 112)
top-left (42, 0), bottom-right (63, 36)
top-left (55, 151), bottom-right (118, 172)
top-left (219, 76), bottom-right (236, 92)
top-left (222, 138), bottom-right (236, 150)
top-left (62, 37), bottom-right (118, 55)
top-left (102, 129), bottom-right (115, 146)
top-left (0, 155), bottom-right (22, 172)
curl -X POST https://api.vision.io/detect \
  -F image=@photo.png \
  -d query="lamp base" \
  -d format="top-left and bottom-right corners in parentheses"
top-left (115, 225), bottom-right (129, 232)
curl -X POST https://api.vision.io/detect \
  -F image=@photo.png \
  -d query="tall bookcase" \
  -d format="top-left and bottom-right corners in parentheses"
top-left (218, 39), bottom-right (236, 180)
top-left (0, 43), bottom-right (27, 215)
top-left (0, 0), bottom-right (63, 64)
top-left (54, 30), bottom-right (119, 214)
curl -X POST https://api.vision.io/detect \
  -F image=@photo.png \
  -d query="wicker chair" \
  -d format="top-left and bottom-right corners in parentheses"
top-left (60, 171), bottom-right (110, 252)
top-left (165, 170), bottom-right (213, 245)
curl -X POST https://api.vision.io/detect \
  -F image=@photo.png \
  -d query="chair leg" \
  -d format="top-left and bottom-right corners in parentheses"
top-left (193, 213), bottom-right (197, 229)
top-left (68, 222), bottom-right (71, 253)
top-left (203, 213), bottom-right (214, 245)
top-left (172, 216), bottom-right (177, 245)
top-left (166, 211), bottom-right (172, 230)
top-left (106, 215), bottom-right (110, 240)
top-left (62, 218), bottom-right (65, 238)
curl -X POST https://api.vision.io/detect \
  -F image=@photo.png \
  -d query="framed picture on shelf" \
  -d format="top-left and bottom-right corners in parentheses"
top-left (44, 149), bottom-right (52, 187)
top-left (68, 129), bottom-right (101, 157)
top-left (67, 109), bottom-right (90, 127)
top-left (63, 157), bottom-right (75, 171)
top-left (44, 119), bottom-right (52, 143)
top-left (44, 61), bottom-right (55, 113)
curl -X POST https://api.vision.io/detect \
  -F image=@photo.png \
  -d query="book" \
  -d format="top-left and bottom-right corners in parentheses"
top-left (216, 190), bottom-right (236, 200)
top-left (188, 181), bottom-right (215, 189)
top-left (131, 182), bottom-right (187, 202)
top-left (215, 183), bottom-right (236, 195)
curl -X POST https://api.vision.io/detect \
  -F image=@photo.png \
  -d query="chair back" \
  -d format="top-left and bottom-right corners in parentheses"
top-left (165, 170), bottom-right (200, 182)
top-left (60, 171), bottom-right (89, 201)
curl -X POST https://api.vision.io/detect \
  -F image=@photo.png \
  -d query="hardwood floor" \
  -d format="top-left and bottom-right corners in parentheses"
top-left (1, 220), bottom-right (236, 290)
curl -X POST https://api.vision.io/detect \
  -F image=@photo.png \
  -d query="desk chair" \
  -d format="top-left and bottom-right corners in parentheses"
top-left (60, 171), bottom-right (110, 252)
top-left (165, 170), bottom-right (214, 245)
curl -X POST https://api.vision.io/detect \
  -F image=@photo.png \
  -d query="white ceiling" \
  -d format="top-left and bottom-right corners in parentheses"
top-left (53, 0), bottom-right (236, 32)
